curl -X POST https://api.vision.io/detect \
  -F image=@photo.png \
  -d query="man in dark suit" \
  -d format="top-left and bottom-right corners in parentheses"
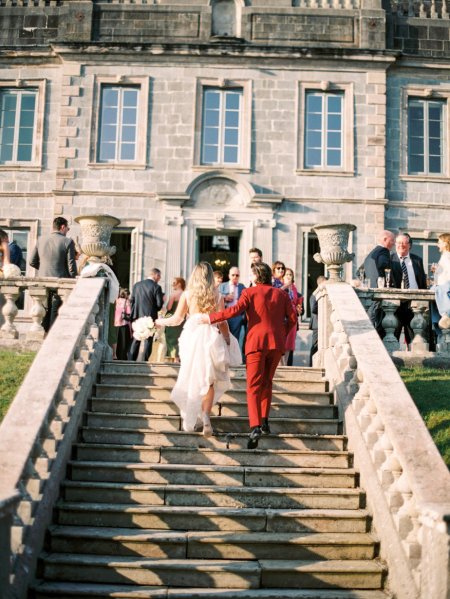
top-left (390, 233), bottom-right (427, 346)
top-left (29, 216), bottom-right (77, 331)
top-left (309, 275), bottom-right (327, 366)
top-left (128, 268), bottom-right (164, 361)
top-left (363, 230), bottom-right (395, 337)
top-left (219, 266), bottom-right (246, 347)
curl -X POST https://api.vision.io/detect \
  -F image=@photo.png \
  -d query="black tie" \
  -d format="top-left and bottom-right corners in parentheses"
top-left (400, 257), bottom-right (410, 289)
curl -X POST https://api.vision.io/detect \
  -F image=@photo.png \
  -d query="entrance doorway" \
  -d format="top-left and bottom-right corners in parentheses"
top-left (304, 234), bottom-right (325, 317)
top-left (110, 231), bottom-right (132, 290)
top-left (197, 231), bottom-right (240, 281)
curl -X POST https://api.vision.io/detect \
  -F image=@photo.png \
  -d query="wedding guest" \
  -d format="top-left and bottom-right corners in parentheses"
top-left (309, 275), bottom-right (327, 366)
top-left (363, 230), bottom-right (395, 338)
top-left (249, 247), bottom-right (263, 265)
top-left (128, 268), bottom-right (164, 362)
top-left (272, 261), bottom-right (286, 288)
top-left (29, 217), bottom-right (77, 332)
top-left (164, 277), bottom-right (186, 362)
top-left (213, 270), bottom-right (224, 288)
top-left (219, 266), bottom-right (245, 350)
top-left (431, 233), bottom-right (450, 338)
top-left (281, 268), bottom-right (304, 366)
top-left (155, 263), bottom-right (231, 437)
top-left (8, 238), bottom-right (23, 269)
top-left (0, 229), bottom-right (10, 272)
top-left (198, 262), bottom-right (297, 449)
top-left (114, 288), bottom-right (132, 360)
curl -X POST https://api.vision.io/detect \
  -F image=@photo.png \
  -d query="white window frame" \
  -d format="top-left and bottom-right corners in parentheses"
top-left (401, 86), bottom-right (450, 181)
top-left (193, 78), bottom-right (252, 172)
top-left (89, 75), bottom-right (149, 169)
top-left (0, 80), bottom-right (45, 171)
top-left (297, 81), bottom-right (354, 176)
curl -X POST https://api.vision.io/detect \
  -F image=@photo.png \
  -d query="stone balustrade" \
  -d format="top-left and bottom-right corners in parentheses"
top-left (355, 287), bottom-right (450, 358)
top-left (391, 0), bottom-right (449, 18)
top-left (0, 277), bottom-right (110, 599)
top-left (0, 277), bottom-right (77, 346)
top-left (316, 282), bottom-right (450, 599)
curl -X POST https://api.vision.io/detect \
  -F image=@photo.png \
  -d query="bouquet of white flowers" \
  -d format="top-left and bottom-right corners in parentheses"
top-left (0, 263), bottom-right (22, 278)
top-left (132, 316), bottom-right (156, 341)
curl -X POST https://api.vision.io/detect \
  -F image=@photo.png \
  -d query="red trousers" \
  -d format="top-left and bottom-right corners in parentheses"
top-left (245, 349), bottom-right (283, 428)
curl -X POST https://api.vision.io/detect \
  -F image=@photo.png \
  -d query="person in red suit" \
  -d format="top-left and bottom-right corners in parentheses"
top-left (197, 262), bottom-right (297, 448)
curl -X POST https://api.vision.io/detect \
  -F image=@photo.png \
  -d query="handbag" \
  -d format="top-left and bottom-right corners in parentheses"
top-left (121, 310), bottom-right (131, 322)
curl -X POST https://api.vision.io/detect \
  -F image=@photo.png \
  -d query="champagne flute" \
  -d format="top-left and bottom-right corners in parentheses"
top-left (384, 268), bottom-right (391, 288)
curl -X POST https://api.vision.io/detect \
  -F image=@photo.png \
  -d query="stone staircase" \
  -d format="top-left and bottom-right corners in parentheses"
top-left (32, 361), bottom-right (390, 599)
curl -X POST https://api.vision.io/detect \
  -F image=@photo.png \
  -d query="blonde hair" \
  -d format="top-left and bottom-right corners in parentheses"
top-left (187, 262), bottom-right (218, 314)
top-left (438, 233), bottom-right (450, 252)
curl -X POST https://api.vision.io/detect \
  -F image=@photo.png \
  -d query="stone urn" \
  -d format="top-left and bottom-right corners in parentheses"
top-left (312, 223), bottom-right (356, 282)
top-left (74, 214), bottom-right (121, 263)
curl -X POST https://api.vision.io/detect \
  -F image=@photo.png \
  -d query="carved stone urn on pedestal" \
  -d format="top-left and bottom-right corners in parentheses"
top-left (74, 214), bottom-right (121, 263)
top-left (312, 223), bottom-right (356, 282)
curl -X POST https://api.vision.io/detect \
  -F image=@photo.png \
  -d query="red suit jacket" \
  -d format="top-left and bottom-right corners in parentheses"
top-left (209, 284), bottom-right (297, 355)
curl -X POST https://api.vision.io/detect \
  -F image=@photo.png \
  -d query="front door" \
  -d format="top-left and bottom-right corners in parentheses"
top-left (110, 231), bottom-right (132, 290)
top-left (197, 230), bottom-right (240, 281)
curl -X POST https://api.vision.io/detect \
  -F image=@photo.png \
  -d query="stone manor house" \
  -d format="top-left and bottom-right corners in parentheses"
top-left (1, 0), bottom-right (450, 304)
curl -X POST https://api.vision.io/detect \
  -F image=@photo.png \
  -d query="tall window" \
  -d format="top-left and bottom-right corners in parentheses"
top-left (201, 87), bottom-right (242, 165)
top-left (97, 85), bottom-right (139, 163)
top-left (0, 89), bottom-right (37, 164)
top-left (408, 98), bottom-right (444, 175)
top-left (304, 91), bottom-right (343, 169)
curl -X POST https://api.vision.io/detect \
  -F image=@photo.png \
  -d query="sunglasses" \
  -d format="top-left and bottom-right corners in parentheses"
top-left (275, 266), bottom-right (285, 271)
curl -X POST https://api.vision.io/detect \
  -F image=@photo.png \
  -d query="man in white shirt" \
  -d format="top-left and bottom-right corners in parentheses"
top-left (391, 234), bottom-right (427, 346)
top-left (219, 266), bottom-right (246, 346)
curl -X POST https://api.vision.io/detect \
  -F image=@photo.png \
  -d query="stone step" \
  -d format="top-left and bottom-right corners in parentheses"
top-left (48, 526), bottom-right (378, 560)
top-left (73, 444), bottom-right (352, 469)
top-left (80, 428), bottom-right (347, 452)
top-left (97, 375), bottom-right (329, 393)
top-left (89, 398), bottom-right (336, 418)
top-left (101, 362), bottom-right (326, 382)
top-left (84, 413), bottom-right (340, 435)
top-left (68, 461), bottom-right (357, 488)
top-left (93, 383), bottom-right (330, 400)
top-left (34, 582), bottom-right (391, 599)
top-left (62, 481), bottom-right (364, 509)
top-left (56, 503), bottom-right (370, 533)
top-left (40, 554), bottom-right (385, 589)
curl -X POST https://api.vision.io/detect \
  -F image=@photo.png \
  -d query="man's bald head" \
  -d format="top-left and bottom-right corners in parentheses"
top-left (378, 230), bottom-right (395, 251)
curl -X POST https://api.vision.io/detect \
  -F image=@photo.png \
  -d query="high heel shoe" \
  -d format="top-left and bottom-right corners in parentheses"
top-left (202, 412), bottom-right (213, 437)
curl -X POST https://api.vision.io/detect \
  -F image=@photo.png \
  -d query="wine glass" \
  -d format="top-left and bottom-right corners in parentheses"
top-left (384, 268), bottom-right (391, 288)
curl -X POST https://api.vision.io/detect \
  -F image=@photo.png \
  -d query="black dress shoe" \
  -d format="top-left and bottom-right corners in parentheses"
top-left (261, 419), bottom-right (271, 435)
top-left (247, 426), bottom-right (262, 449)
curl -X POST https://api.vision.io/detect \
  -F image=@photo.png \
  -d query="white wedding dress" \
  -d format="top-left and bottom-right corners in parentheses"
top-left (164, 292), bottom-right (233, 432)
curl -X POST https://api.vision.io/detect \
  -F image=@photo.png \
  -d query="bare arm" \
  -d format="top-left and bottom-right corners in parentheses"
top-left (156, 292), bottom-right (188, 327)
top-left (216, 295), bottom-right (230, 345)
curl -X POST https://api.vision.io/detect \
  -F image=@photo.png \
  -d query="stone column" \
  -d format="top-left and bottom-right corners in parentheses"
top-left (164, 214), bottom-right (184, 293)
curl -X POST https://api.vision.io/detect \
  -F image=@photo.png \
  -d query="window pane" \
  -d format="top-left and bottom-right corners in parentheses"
top-left (409, 154), bottom-right (424, 173)
top-left (327, 114), bottom-right (341, 131)
top-left (205, 90), bottom-right (220, 109)
top-left (2, 128), bottom-right (14, 145)
top-left (99, 142), bottom-right (116, 161)
top-left (224, 129), bottom-right (238, 146)
top-left (120, 143), bottom-right (135, 161)
top-left (21, 94), bottom-right (35, 111)
top-left (101, 124), bottom-right (117, 143)
top-left (429, 155), bottom-right (441, 173)
top-left (122, 108), bottom-right (137, 126)
top-left (225, 91), bottom-right (240, 110)
top-left (204, 128), bottom-right (219, 145)
top-left (328, 95), bottom-right (342, 113)
top-left (102, 107), bottom-right (117, 125)
top-left (306, 131), bottom-right (321, 149)
top-left (205, 110), bottom-right (219, 127)
top-left (306, 94), bottom-right (322, 113)
top-left (306, 113), bottom-right (322, 130)
top-left (18, 128), bottom-right (33, 145)
top-left (429, 137), bottom-right (441, 156)
top-left (19, 110), bottom-right (34, 128)
top-left (327, 149), bottom-right (341, 166)
top-left (0, 144), bottom-right (12, 162)
top-left (327, 131), bottom-right (341, 149)
top-left (306, 148), bottom-right (321, 167)
top-left (102, 88), bottom-right (118, 107)
top-left (224, 146), bottom-right (238, 163)
top-left (17, 144), bottom-right (32, 161)
top-left (224, 110), bottom-right (239, 127)
top-left (121, 125), bottom-right (136, 143)
top-left (203, 145), bottom-right (218, 164)
top-left (123, 89), bottom-right (138, 107)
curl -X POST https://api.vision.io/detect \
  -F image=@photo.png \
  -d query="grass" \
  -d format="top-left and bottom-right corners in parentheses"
top-left (0, 350), bottom-right (36, 422)
top-left (400, 366), bottom-right (450, 467)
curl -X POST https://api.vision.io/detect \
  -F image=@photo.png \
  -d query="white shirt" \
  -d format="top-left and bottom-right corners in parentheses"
top-left (226, 283), bottom-right (239, 307)
top-left (398, 254), bottom-right (418, 289)
top-left (436, 251), bottom-right (450, 286)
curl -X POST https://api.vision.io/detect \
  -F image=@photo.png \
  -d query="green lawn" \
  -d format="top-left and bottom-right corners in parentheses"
top-left (400, 366), bottom-right (450, 467)
top-left (0, 350), bottom-right (36, 421)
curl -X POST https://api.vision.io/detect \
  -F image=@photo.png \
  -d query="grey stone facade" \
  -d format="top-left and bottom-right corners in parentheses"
top-left (0, 0), bottom-right (449, 295)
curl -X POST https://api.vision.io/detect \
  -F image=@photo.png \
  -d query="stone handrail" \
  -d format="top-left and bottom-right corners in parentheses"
top-left (391, 0), bottom-right (449, 18)
top-left (316, 282), bottom-right (450, 599)
top-left (355, 287), bottom-right (450, 357)
top-left (0, 277), bottom-right (110, 599)
top-left (0, 277), bottom-right (77, 346)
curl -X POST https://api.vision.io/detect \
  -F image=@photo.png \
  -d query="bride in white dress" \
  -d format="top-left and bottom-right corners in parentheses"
top-left (155, 262), bottom-right (231, 436)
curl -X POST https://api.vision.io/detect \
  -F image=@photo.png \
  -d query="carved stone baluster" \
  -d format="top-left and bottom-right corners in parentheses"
top-left (410, 301), bottom-right (429, 354)
top-left (0, 286), bottom-right (19, 339)
top-left (26, 287), bottom-right (47, 341)
top-left (442, 0), bottom-right (449, 19)
top-left (394, 472), bottom-right (422, 565)
top-left (381, 299), bottom-right (400, 353)
top-left (437, 315), bottom-right (450, 355)
top-left (419, 0), bottom-right (427, 16)
top-left (430, 0), bottom-right (438, 17)
top-left (408, 0), bottom-right (415, 15)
